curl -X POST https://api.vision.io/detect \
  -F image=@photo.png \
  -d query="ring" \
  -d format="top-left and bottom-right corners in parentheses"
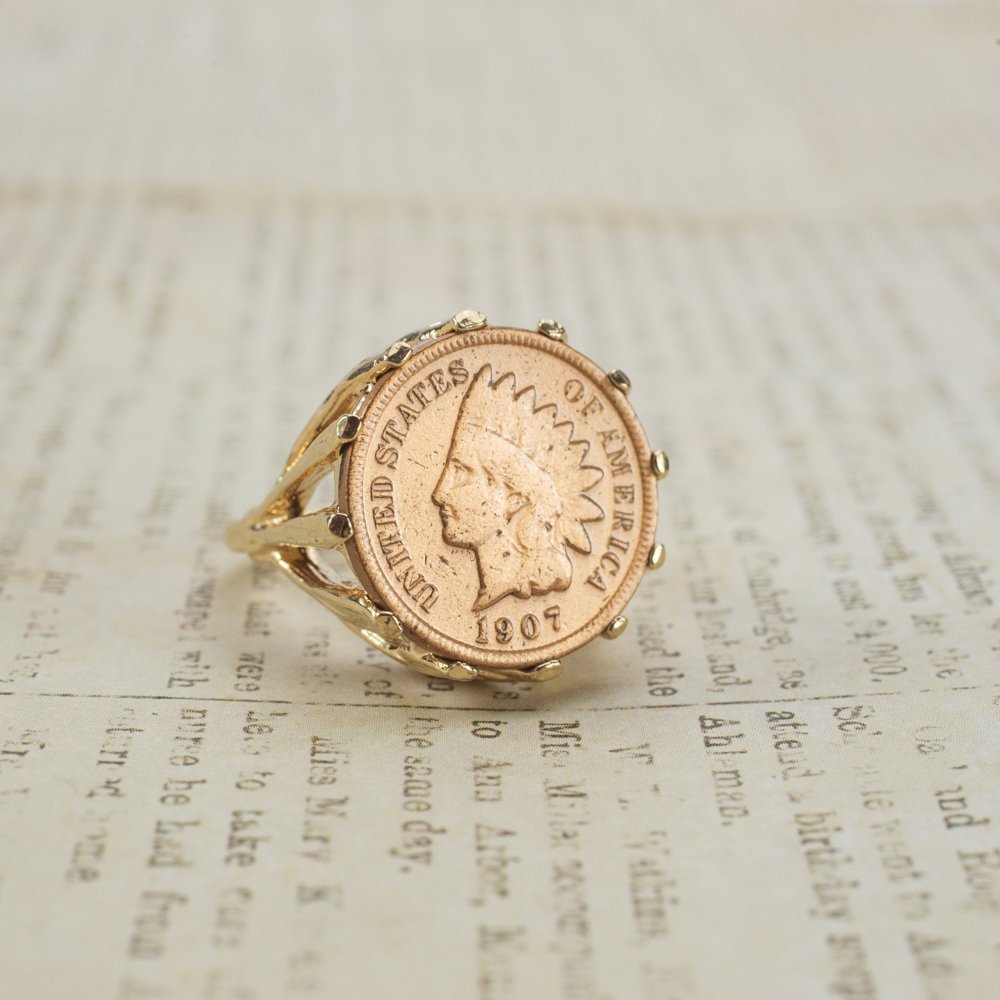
top-left (225, 311), bottom-right (668, 683)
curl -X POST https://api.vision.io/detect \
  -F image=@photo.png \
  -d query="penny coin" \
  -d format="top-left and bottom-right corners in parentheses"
top-left (339, 327), bottom-right (658, 669)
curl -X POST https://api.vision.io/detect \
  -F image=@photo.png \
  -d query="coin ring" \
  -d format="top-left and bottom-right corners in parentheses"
top-left (340, 327), bottom-right (658, 669)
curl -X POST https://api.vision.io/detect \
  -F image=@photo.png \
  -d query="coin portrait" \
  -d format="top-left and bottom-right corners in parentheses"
top-left (340, 327), bottom-right (658, 668)
top-left (431, 362), bottom-right (605, 611)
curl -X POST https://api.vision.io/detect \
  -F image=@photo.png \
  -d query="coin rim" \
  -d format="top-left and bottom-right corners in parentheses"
top-left (339, 327), bottom-right (658, 669)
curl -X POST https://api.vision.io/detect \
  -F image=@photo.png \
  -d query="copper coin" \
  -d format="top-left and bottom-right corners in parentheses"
top-left (339, 327), bottom-right (658, 669)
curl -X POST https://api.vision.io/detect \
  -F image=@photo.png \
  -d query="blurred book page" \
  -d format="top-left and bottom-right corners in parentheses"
top-left (1, 3), bottom-right (999, 999)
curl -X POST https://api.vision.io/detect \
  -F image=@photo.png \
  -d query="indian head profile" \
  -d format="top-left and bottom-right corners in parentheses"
top-left (431, 364), bottom-right (606, 611)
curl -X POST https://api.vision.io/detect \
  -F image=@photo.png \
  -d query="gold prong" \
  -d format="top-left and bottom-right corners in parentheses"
top-left (536, 319), bottom-right (566, 342)
top-left (453, 309), bottom-right (487, 332)
top-left (651, 450), bottom-right (669, 479)
top-left (386, 341), bottom-right (412, 367)
top-left (335, 414), bottom-right (361, 441)
top-left (526, 658), bottom-right (562, 681)
top-left (604, 615), bottom-right (628, 639)
top-left (608, 369), bottom-right (631, 395)
top-left (647, 543), bottom-right (665, 570)
top-left (373, 610), bottom-right (404, 645)
top-left (327, 512), bottom-right (353, 540)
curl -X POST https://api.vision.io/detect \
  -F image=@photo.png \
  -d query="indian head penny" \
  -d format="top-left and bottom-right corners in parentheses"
top-left (340, 327), bottom-right (658, 669)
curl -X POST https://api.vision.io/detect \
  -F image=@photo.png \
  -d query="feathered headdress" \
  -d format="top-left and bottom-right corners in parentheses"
top-left (453, 364), bottom-right (605, 552)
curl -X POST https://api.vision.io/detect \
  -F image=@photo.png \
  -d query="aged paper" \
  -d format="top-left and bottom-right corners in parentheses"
top-left (2, 2), bottom-right (1000, 999)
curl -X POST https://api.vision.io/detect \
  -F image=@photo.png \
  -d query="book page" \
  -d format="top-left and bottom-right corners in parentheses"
top-left (2, 3), bottom-right (999, 999)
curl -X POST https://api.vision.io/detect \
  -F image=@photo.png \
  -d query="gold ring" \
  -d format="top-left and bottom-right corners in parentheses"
top-left (225, 310), bottom-right (668, 683)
